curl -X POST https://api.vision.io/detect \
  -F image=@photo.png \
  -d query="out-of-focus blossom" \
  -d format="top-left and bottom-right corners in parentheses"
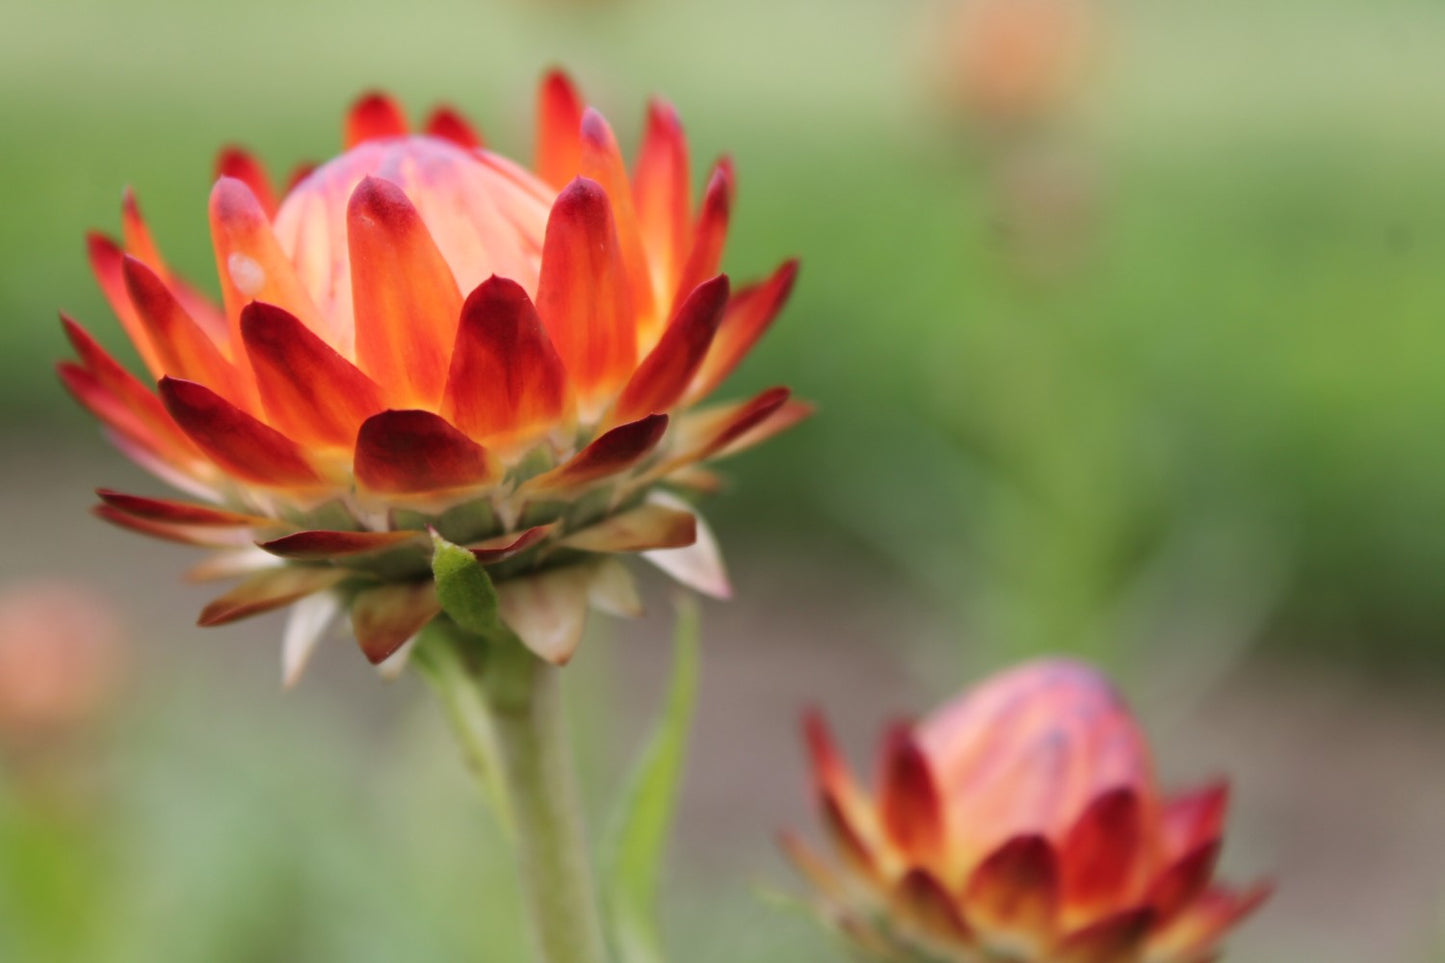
top-left (936, 0), bottom-right (1092, 128)
top-left (785, 659), bottom-right (1269, 962)
top-left (59, 72), bottom-right (806, 680)
top-left (0, 580), bottom-right (125, 747)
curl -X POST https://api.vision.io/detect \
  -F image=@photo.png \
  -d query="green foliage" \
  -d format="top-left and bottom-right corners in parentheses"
top-left (600, 598), bottom-right (702, 963)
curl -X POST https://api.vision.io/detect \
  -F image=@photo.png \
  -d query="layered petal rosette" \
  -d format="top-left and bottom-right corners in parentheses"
top-left (61, 73), bottom-right (806, 680)
top-left (785, 660), bottom-right (1269, 963)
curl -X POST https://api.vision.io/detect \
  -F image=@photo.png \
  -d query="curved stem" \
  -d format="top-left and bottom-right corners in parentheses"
top-left (421, 624), bottom-right (609, 963)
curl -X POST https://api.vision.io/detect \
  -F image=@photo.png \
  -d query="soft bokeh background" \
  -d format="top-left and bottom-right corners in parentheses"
top-left (3, 0), bottom-right (1444, 959)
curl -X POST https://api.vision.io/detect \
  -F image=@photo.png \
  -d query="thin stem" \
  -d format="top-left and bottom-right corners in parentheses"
top-left (421, 624), bottom-right (609, 963)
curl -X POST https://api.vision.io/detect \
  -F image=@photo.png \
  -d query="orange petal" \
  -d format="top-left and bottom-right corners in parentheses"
top-left (611, 275), bottom-right (728, 426)
top-left (710, 397), bottom-right (814, 461)
top-left (345, 91), bottom-right (408, 148)
top-left (353, 410), bottom-right (495, 495)
top-left (122, 255), bottom-right (243, 399)
top-left (209, 177), bottom-right (333, 351)
top-left (259, 529), bottom-right (423, 561)
top-left (60, 314), bottom-right (205, 470)
top-left (351, 580), bottom-right (441, 663)
top-left (671, 158), bottom-right (733, 315)
top-left (820, 792), bottom-right (881, 884)
top-left (660, 387), bottom-right (791, 476)
top-left (1148, 841), bottom-right (1221, 925)
top-left (347, 176), bottom-right (462, 406)
top-left (536, 69), bottom-right (585, 189)
top-left (579, 108), bottom-right (656, 338)
top-left (466, 524), bottom-right (556, 563)
top-left (496, 564), bottom-right (592, 664)
top-left (526, 413), bottom-right (667, 492)
top-left (1052, 908), bottom-right (1154, 963)
top-left (241, 301), bottom-right (386, 446)
top-left (879, 723), bottom-right (947, 871)
top-left (442, 276), bottom-right (571, 449)
top-left (159, 376), bottom-right (322, 488)
top-left (535, 177), bottom-right (636, 413)
top-left (893, 869), bottom-right (973, 945)
top-left (633, 98), bottom-right (693, 305)
top-left (963, 835), bottom-right (1060, 946)
top-left (198, 566), bottom-right (346, 626)
top-left (1162, 782), bottom-right (1230, 859)
top-left (1147, 883), bottom-right (1271, 959)
top-left (424, 105), bottom-right (485, 149)
top-left (1060, 788), bottom-right (1144, 922)
top-left (688, 258), bottom-right (799, 401)
top-left (96, 489), bottom-right (268, 528)
top-left (803, 709), bottom-right (879, 862)
top-left (559, 503), bottom-right (696, 554)
top-left (93, 504), bottom-right (258, 548)
top-left (123, 190), bottom-right (230, 346)
top-left (215, 146), bottom-right (278, 218)
top-left (86, 233), bottom-right (163, 377)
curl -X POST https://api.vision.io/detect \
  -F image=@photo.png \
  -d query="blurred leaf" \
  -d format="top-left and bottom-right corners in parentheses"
top-left (600, 596), bottom-right (701, 963)
top-left (430, 531), bottom-right (503, 638)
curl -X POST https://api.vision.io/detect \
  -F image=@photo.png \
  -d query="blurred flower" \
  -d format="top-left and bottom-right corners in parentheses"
top-left (59, 72), bottom-right (806, 680)
top-left (0, 580), bottom-right (125, 749)
top-left (784, 659), bottom-right (1269, 962)
top-left (936, 0), bottom-right (1092, 128)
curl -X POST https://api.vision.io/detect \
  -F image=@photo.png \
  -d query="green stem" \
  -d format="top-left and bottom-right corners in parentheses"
top-left (421, 624), bottom-right (609, 963)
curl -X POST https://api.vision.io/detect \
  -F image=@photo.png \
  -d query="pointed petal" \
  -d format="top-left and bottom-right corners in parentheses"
top-left (1053, 908), bottom-right (1153, 963)
top-left (186, 546), bottom-right (282, 582)
top-left (442, 276), bottom-right (572, 448)
top-left (802, 708), bottom-right (879, 863)
top-left (351, 580), bottom-right (441, 663)
top-left (61, 314), bottom-right (203, 463)
top-left (345, 91), bottom-right (408, 148)
top-left (120, 187), bottom-right (164, 268)
top-left (215, 146), bottom-right (278, 217)
top-left (559, 503), bottom-right (696, 554)
top-left (534, 177), bottom-right (635, 413)
top-left (585, 557), bottom-right (642, 617)
top-left (1162, 782), bottom-right (1230, 858)
top-left (633, 98), bottom-right (693, 305)
top-left (353, 410), bottom-right (495, 495)
top-left (496, 564), bottom-right (592, 664)
top-left (96, 489), bottom-right (267, 527)
top-left (527, 413), bottom-right (667, 492)
top-left (780, 831), bottom-right (849, 904)
top-left (536, 69), bottom-right (585, 189)
top-left (879, 723), bottom-right (947, 870)
top-left (259, 529), bottom-right (423, 560)
top-left (92, 504), bottom-right (257, 547)
top-left (611, 275), bottom-right (728, 425)
top-left (424, 104), bottom-right (484, 149)
top-left (466, 524), bottom-right (556, 562)
top-left (160, 377), bottom-right (322, 488)
top-left (241, 301), bottom-right (386, 446)
top-left (579, 108), bottom-right (656, 335)
top-left (893, 869), bottom-right (973, 944)
top-left (642, 498), bottom-right (731, 599)
top-left (671, 158), bottom-right (733, 314)
top-left (122, 255), bottom-right (242, 397)
top-left (1147, 883), bottom-right (1271, 959)
top-left (86, 232), bottom-right (163, 377)
top-left (209, 177), bottom-right (332, 349)
top-left (688, 258), bottom-right (799, 401)
top-left (282, 590), bottom-right (342, 687)
top-left (347, 176), bottom-right (462, 405)
top-left (198, 566), bottom-right (346, 626)
top-left (963, 836), bottom-right (1060, 947)
top-left (710, 398), bottom-right (814, 460)
top-left (820, 792), bottom-right (881, 884)
top-left (1060, 788), bottom-right (1144, 920)
top-left (1148, 841), bottom-right (1221, 925)
top-left (652, 387), bottom-right (790, 480)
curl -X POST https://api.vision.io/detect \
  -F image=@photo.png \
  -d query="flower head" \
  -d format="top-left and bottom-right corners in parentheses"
top-left (61, 73), bottom-right (806, 679)
top-left (785, 659), bottom-right (1269, 962)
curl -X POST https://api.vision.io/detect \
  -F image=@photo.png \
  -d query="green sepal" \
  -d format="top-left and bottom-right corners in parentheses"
top-left (430, 530), bottom-right (505, 638)
top-left (599, 596), bottom-right (702, 963)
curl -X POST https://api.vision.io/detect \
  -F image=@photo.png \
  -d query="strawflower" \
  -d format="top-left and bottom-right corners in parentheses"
top-left (59, 72), bottom-right (806, 680)
top-left (785, 659), bottom-right (1269, 962)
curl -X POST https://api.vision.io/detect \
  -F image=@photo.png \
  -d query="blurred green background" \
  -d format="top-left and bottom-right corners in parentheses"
top-left (2, 0), bottom-right (1443, 959)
